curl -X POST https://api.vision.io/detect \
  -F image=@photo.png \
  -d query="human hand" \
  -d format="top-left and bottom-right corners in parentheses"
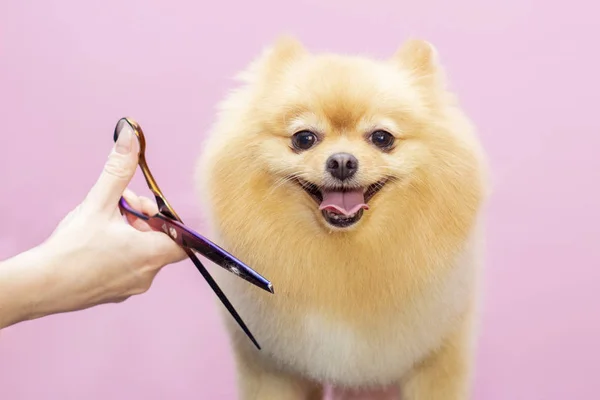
top-left (33, 122), bottom-right (186, 315)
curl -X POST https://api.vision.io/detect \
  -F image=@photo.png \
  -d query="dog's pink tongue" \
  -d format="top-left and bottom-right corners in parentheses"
top-left (319, 189), bottom-right (369, 216)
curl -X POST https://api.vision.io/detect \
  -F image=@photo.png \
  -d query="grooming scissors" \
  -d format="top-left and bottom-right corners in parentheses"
top-left (113, 117), bottom-right (273, 350)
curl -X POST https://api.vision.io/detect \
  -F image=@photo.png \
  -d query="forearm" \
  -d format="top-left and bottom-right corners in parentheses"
top-left (0, 244), bottom-right (65, 329)
top-left (0, 246), bottom-right (45, 328)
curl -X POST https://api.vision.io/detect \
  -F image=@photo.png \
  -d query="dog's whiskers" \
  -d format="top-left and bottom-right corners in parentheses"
top-left (264, 171), bottom-right (312, 200)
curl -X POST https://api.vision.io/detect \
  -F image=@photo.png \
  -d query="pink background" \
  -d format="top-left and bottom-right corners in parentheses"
top-left (1, 0), bottom-right (599, 399)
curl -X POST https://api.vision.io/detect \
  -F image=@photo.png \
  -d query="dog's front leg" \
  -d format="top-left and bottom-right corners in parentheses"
top-left (399, 311), bottom-right (475, 400)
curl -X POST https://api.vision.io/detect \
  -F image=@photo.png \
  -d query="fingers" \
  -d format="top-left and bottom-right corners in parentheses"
top-left (84, 122), bottom-right (140, 214)
top-left (122, 189), bottom-right (159, 216)
top-left (122, 189), bottom-right (160, 232)
top-left (138, 193), bottom-right (159, 216)
top-left (119, 190), bottom-right (187, 267)
top-left (125, 211), bottom-right (152, 232)
top-left (147, 231), bottom-right (188, 265)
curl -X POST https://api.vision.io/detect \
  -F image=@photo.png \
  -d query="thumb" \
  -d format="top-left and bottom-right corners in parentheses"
top-left (85, 122), bottom-right (139, 213)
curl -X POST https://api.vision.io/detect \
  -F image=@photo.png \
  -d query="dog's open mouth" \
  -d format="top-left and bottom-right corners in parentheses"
top-left (294, 178), bottom-right (388, 228)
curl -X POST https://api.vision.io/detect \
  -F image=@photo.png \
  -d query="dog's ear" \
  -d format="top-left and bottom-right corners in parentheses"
top-left (237, 35), bottom-right (307, 83)
top-left (392, 39), bottom-right (445, 88)
top-left (264, 35), bottom-right (307, 69)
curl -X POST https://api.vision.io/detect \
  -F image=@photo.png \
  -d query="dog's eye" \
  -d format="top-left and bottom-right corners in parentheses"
top-left (369, 130), bottom-right (395, 149)
top-left (292, 130), bottom-right (318, 151)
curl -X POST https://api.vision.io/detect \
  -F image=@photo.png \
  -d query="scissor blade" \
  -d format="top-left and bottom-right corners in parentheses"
top-left (158, 215), bottom-right (274, 294)
top-left (117, 198), bottom-right (273, 294)
top-left (117, 198), bottom-right (261, 349)
top-left (184, 248), bottom-right (261, 350)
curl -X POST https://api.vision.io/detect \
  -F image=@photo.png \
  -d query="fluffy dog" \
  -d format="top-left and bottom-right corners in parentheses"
top-left (195, 36), bottom-right (488, 400)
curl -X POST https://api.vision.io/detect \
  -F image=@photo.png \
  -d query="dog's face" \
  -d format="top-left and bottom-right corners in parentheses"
top-left (200, 37), bottom-right (485, 235)
top-left (252, 52), bottom-right (435, 230)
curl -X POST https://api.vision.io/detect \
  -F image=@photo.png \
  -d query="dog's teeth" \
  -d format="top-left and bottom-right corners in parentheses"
top-left (327, 211), bottom-right (357, 220)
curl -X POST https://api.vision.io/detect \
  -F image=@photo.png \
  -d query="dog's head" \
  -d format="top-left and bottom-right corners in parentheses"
top-left (199, 37), bottom-right (486, 236)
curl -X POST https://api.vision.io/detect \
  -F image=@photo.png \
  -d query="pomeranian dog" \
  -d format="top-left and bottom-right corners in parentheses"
top-left (195, 36), bottom-right (488, 400)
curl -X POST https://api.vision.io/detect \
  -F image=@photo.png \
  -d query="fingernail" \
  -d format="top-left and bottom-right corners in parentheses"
top-left (115, 122), bottom-right (133, 154)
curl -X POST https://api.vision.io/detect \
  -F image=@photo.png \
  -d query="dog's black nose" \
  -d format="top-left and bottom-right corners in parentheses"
top-left (326, 153), bottom-right (358, 181)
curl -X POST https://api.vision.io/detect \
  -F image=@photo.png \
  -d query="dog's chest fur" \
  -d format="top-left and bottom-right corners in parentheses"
top-left (214, 235), bottom-right (478, 387)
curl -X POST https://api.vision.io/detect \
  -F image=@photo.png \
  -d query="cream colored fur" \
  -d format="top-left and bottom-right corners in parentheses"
top-left (194, 36), bottom-right (489, 400)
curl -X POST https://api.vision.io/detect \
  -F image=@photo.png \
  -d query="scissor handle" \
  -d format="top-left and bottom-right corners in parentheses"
top-left (114, 117), bottom-right (180, 220)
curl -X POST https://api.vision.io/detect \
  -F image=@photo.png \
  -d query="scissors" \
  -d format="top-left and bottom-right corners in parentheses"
top-left (113, 117), bottom-right (273, 350)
